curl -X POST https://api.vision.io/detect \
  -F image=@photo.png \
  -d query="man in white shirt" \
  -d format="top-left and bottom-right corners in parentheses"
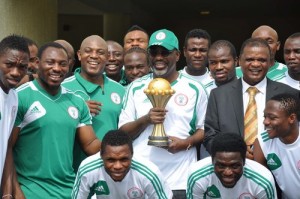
top-left (188, 133), bottom-right (277, 199)
top-left (254, 93), bottom-right (300, 199)
top-left (278, 32), bottom-right (300, 90)
top-left (119, 29), bottom-right (208, 199)
top-left (72, 130), bottom-right (173, 199)
top-left (0, 35), bottom-right (29, 190)
top-left (180, 28), bottom-right (214, 93)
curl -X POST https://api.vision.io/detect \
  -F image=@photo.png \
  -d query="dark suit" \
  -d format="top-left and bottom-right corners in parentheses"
top-left (204, 78), bottom-right (299, 153)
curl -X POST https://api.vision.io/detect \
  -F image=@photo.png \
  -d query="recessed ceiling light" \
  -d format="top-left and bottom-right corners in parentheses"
top-left (200, 10), bottom-right (210, 15)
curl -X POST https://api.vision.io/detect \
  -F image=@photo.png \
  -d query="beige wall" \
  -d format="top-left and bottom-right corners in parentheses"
top-left (0, 0), bottom-right (57, 46)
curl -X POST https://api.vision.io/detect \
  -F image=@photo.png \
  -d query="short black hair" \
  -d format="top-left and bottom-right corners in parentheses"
top-left (211, 133), bottom-right (247, 162)
top-left (240, 38), bottom-right (271, 57)
top-left (270, 93), bottom-right (300, 120)
top-left (287, 32), bottom-right (300, 40)
top-left (37, 42), bottom-right (68, 59)
top-left (0, 34), bottom-right (30, 56)
top-left (100, 130), bottom-right (133, 155)
top-left (209, 40), bottom-right (237, 59)
top-left (184, 28), bottom-right (211, 48)
top-left (124, 46), bottom-right (149, 65)
top-left (126, 25), bottom-right (148, 35)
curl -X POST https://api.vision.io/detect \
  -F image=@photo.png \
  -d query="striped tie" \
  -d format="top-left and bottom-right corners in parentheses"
top-left (244, 87), bottom-right (258, 145)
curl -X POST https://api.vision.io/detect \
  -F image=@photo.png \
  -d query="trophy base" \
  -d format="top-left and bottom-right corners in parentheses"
top-left (148, 136), bottom-right (169, 147)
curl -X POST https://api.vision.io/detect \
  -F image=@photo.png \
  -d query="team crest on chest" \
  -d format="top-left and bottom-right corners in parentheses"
top-left (174, 93), bottom-right (188, 106)
top-left (239, 193), bottom-right (255, 199)
top-left (68, 106), bottom-right (79, 119)
top-left (127, 187), bottom-right (143, 199)
top-left (110, 93), bottom-right (121, 104)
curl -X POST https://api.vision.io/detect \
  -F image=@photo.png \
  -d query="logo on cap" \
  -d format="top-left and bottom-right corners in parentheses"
top-left (156, 32), bottom-right (166, 40)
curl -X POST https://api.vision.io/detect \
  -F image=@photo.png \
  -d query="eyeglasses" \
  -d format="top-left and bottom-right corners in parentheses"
top-left (148, 48), bottom-right (174, 57)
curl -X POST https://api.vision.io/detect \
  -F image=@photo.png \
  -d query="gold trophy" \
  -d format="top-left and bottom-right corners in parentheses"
top-left (144, 78), bottom-right (175, 147)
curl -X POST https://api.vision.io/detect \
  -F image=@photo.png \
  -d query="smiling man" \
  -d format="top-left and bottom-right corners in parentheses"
top-left (63, 35), bottom-right (125, 171)
top-left (72, 130), bottom-right (172, 199)
top-left (254, 94), bottom-right (300, 199)
top-left (236, 25), bottom-right (288, 81)
top-left (119, 29), bottom-right (208, 199)
top-left (188, 133), bottom-right (277, 199)
top-left (104, 40), bottom-right (125, 83)
top-left (2, 42), bottom-right (101, 198)
top-left (204, 38), bottom-right (299, 160)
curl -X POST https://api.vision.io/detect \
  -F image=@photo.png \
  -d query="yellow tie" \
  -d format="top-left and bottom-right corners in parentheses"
top-left (244, 87), bottom-right (258, 145)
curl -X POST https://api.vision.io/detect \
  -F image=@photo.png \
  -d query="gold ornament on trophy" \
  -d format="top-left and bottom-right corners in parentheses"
top-left (144, 78), bottom-right (175, 147)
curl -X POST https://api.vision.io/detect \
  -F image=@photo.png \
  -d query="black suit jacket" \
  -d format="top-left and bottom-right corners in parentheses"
top-left (204, 78), bottom-right (299, 153)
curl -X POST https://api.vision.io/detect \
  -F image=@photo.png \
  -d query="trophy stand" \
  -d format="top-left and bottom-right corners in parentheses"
top-left (144, 78), bottom-right (175, 147)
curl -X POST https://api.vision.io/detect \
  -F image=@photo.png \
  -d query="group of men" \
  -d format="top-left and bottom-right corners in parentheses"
top-left (0, 24), bottom-right (299, 199)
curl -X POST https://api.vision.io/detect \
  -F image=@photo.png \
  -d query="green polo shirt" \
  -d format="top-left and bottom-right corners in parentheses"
top-left (63, 68), bottom-right (125, 171)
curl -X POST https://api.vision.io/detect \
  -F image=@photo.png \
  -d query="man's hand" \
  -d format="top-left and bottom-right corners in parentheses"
top-left (86, 100), bottom-right (102, 116)
top-left (165, 129), bottom-right (204, 154)
top-left (162, 136), bottom-right (193, 154)
top-left (147, 107), bottom-right (167, 124)
top-left (246, 145), bottom-right (254, 160)
top-left (167, 136), bottom-right (189, 154)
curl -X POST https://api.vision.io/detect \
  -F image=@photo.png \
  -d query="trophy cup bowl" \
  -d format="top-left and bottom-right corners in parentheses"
top-left (144, 78), bottom-right (175, 147)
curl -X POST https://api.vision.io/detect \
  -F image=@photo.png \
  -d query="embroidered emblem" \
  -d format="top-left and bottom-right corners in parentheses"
top-left (111, 92), bottom-right (121, 104)
top-left (127, 187), bottom-right (143, 199)
top-left (68, 106), bottom-right (79, 119)
top-left (174, 93), bottom-right (188, 106)
top-left (239, 193), bottom-right (255, 199)
top-left (156, 32), bottom-right (166, 40)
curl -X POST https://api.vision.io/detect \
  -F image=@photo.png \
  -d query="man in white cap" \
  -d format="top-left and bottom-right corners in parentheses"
top-left (119, 29), bottom-right (208, 198)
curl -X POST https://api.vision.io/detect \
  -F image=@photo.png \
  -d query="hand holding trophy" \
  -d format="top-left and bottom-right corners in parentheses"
top-left (144, 78), bottom-right (175, 147)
